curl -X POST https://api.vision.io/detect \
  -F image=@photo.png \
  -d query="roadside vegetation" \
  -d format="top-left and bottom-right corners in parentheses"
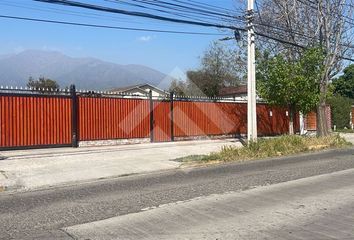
top-left (177, 135), bottom-right (351, 164)
top-left (328, 95), bottom-right (353, 129)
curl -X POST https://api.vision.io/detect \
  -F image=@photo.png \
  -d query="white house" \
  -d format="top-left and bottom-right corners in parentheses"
top-left (111, 83), bottom-right (168, 97)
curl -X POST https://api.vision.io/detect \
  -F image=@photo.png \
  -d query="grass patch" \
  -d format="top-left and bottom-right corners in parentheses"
top-left (178, 134), bottom-right (352, 164)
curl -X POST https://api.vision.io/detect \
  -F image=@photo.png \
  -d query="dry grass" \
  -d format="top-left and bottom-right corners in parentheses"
top-left (177, 134), bottom-right (352, 164)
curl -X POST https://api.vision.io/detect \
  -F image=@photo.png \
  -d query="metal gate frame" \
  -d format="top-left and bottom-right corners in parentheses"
top-left (149, 92), bottom-right (174, 142)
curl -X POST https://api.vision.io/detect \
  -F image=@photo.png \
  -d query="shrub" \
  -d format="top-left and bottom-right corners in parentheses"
top-left (328, 95), bottom-right (352, 129)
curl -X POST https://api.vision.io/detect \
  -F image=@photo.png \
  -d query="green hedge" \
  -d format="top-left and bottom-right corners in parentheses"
top-left (328, 95), bottom-right (353, 129)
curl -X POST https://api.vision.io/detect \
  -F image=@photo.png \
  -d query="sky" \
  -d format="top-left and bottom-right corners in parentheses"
top-left (0, 0), bottom-right (245, 77)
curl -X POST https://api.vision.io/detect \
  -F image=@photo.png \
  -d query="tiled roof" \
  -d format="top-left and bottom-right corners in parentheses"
top-left (219, 85), bottom-right (247, 96)
top-left (110, 83), bottom-right (166, 94)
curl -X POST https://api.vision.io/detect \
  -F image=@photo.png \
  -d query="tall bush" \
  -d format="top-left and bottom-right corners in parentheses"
top-left (328, 95), bottom-right (352, 129)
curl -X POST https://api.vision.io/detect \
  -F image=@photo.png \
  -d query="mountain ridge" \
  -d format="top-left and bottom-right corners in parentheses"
top-left (0, 50), bottom-right (172, 90)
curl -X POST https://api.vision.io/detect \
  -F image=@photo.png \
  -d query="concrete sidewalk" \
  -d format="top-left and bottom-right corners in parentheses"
top-left (0, 139), bottom-right (241, 192)
top-left (341, 133), bottom-right (354, 144)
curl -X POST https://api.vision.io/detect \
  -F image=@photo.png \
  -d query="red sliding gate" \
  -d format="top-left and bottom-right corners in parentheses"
top-left (0, 92), bottom-right (72, 149)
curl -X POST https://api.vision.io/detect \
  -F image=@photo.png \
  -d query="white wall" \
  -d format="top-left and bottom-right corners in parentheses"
top-left (124, 88), bottom-right (165, 97)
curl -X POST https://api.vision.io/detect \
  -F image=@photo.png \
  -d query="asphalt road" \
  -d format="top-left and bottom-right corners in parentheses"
top-left (67, 168), bottom-right (354, 240)
top-left (1, 148), bottom-right (354, 239)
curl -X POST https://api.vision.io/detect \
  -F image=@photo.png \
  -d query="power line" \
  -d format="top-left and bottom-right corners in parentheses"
top-left (0, 1), bottom-right (140, 24)
top-left (111, 0), bottom-right (246, 27)
top-left (105, 0), bottom-right (228, 24)
top-left (255, 22), bottom-right (315, 41)
top-left (131, 0), bottom-right (245, 21)
top-left (128, 0), bottom-right (245, 22)
top-left (0, 14), bottom-right (228, 35)
top-left (294, 0), bottom-right (354, 24)
top-left (130, 0), bottom-right (236, 19)
top-left (31, 0), bottom-right (354, 61)
top-left (255, 21), bottom-right (354, 49)
top-left (255, 30), bottom-right (354, 61)
top-left (34, 0), bottom-right (245, 31)
top-left (176, 0), bottom-right (239, 13)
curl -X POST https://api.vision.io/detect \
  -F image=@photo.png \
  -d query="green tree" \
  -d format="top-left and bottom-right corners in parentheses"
top-left (256, 0), bottom-right (352, 136)
top-left (169, 79), bottom-right (187, 96)
top-left (200, 41), bottom-right (245, 88)
top-left (186, 70), bottom-right (218, 97)
top-left (169, 41), bottom-right (245, 97)
top-left (27, 76), bottom-right (60, 91)
top-left (333, 64), bottom-right (354, 100)
top-left (328, 95), bottom-right (352, 129)
top-left (257, 47), bottom-right (324, 134)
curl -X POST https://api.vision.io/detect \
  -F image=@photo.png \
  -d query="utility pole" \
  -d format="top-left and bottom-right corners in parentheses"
top-left (246, 0), bottom-right (257, 142)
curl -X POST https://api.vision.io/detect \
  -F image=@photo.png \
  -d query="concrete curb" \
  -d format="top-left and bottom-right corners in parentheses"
top-left (0, 170), bottom-right (25, 193)
top-left (0, 139), bottom-right (240, 194)
top-left (0, 167), bottom-right (181, 195)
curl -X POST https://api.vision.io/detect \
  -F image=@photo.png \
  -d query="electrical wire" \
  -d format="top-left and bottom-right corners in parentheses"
top-left (21, 0), bottom-right (354, 61)
top-left (34, 0), bottom-right (244, 31)
top-left (0, 1), bottom-right (140, 24)
top-left (175, 0), bottom-right (240, 14)
top-left (127, 0), bottom-right (237, 19)
top-left (105, 0), bottom-right (223, 24)
top-left (0, 14), bottom-right (229, 35)
top-left (255, 30), bottom-right (354, 61)
top-left (109, 0), bottom-right (244, 25)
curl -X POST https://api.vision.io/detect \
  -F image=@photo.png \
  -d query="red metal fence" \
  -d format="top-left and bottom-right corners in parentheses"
top-left (304, 106), bottom-right (332, 131)
top-left (174, 102), bottom-right (293, 138)
top-left (0, 93), bottom-right (72, 149)
top-left (174, 101), bottom-right (246, 137)
top-left (153, 100), bottom-right (172, 142)
top-left (0, 87), bottom-right (297, 150)
top-left (78, 97), bottom-right (150, 141)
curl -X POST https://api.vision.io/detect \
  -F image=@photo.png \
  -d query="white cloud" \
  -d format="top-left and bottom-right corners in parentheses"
top-left (137, 35), bottom-right (155, 42)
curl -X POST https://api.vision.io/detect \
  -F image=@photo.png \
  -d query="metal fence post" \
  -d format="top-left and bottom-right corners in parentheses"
top-left (149, 90), bottom-right (154, 142)
top-left (170, 91), bottom-right (174, 141)
top-left (70, 84), bottom-right (79, 148)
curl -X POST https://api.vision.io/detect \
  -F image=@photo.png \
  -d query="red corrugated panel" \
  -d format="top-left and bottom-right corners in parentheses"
top-left (0, 95), bottom-right (71, 148)
top-left (8, 96), bottom-right (12, 146)
top-left (152, 101), bottom-right (171, 142)
top-left (78, 97), bottom-right (150, 141)
top-left (0, 94), bottom-right (297, 149)
top-left (173, 101), bottom-right (290, 137)
top-left (173, 101), bottom-right (248, 137)
top-left (257, 104), bottom-right (271, 135)
top-left (306, 111), bottom-right (317, 130)
top-left (257, 104), bottom-right (290, 135)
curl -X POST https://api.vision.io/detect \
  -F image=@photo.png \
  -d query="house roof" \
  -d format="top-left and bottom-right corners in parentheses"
top-left (219, 85), bottom-right (247, 96)
top-left (110, 83), bottom-right (167, 94)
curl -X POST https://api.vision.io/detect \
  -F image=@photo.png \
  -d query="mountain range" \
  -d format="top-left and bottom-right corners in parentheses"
top-left (0, 50), bottom-right (172, 90)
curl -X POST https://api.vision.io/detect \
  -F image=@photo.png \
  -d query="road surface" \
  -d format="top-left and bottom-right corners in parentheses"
top-left (67, 168), bottom-right (354, 240)
top-left (0, 148), bottom-right (354, 239)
